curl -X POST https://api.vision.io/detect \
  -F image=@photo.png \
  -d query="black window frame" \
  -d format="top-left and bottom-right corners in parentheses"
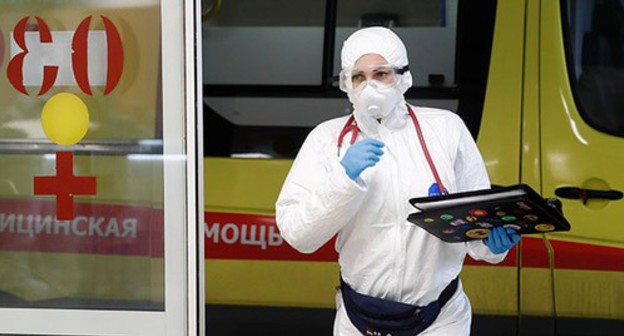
top-left (202, 0), bottom-right (498, 157)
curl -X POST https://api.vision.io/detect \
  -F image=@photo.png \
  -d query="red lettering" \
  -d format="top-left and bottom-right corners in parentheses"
top-left (35, 17), bottom-right (58, 96)
top-left (6, 16), bottom-right (59, 96)
top-left (6, 17), bottom-right (30, 95)
top-left (71, 15), bottom-right (124, 96)
top-left (102, 15), bottom-right (124, 95)
top-left (6, 16), bottom-right (123, 96)
top-left (72, 16), bottom-right (92, 95)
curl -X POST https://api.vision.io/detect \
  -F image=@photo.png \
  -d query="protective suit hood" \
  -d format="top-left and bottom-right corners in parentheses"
top-left (341, 27), bottom-right (413, 135)
top-left (341, 27), bottom-right (413, 93)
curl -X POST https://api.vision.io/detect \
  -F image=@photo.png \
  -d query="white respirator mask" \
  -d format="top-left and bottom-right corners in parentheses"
top-left (340, 63), bottom-right (408, 120)
top-left (348, 80), bottom-right (403, 120)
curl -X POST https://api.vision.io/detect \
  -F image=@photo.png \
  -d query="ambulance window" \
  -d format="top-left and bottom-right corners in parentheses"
top-left (203, 0), bottom-right (497, 158)
top-left (564, 0), bottom-right (624, 136)
top-left (203, 0), bottom-right (326, 85)
top-left (334, 0), bottom-right (458, 87)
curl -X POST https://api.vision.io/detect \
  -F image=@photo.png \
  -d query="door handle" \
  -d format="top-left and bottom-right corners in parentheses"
top-left (554, 187), bottom-right (623, 204)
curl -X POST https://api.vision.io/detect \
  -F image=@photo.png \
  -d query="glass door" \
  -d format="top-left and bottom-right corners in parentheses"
top-left (0, 0), bottom-right (202, 334)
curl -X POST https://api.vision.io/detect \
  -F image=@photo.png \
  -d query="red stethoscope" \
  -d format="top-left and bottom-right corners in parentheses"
top-left (337, 104), bottom-right (447, 194)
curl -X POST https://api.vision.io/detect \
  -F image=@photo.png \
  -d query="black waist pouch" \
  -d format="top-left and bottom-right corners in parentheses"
top-left (340, 277), bottom-right (458, 336)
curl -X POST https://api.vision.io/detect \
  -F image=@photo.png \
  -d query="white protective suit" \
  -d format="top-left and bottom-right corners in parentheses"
top-left (275, 27), bottom-right (507, 336)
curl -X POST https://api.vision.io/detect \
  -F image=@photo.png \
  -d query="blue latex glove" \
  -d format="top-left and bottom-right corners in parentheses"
top-left (483, 227), bottom-right (520, 254)
top-left (340, 138), bottom-right (385, 180)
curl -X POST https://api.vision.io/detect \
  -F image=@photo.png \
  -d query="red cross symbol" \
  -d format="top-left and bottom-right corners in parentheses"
top-left (34, 151), bottom-right (97, 220)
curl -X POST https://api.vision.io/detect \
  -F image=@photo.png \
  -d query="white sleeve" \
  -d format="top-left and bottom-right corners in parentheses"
top-left (466, 240), bottom-right (508, 264)
top-left (451, 116), bottom-right (508, 264)
top-left (275, 126), bottom-right (367, 254)
top-left (452, 115), bottom-right (490, 194)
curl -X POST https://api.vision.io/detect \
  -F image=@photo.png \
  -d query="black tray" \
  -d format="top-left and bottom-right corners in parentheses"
top-left (407, 184), bottom-right (571, 243)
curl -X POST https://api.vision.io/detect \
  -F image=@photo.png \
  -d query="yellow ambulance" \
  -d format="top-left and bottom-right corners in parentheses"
top-left (202, 0), bottom-right (623, 335)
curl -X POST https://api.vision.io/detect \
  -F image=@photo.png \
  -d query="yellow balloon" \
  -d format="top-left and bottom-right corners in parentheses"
top-left (41, 93), bottom-right (90, 146)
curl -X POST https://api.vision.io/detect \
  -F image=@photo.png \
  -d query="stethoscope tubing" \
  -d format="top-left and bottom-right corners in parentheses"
top-left (336, 104), bottom-right (447, 194)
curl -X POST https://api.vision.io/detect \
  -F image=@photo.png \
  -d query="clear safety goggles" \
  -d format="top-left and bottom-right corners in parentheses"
top-left (339, 64), bottom-right (409, 93)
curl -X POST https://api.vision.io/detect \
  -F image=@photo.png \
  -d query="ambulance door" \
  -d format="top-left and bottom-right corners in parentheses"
top-left (0, 1), bottom-right (203, 335)
top-left (540, 0), bottom-right (624, 333)
top-left (474, 0), bottom-right (526, 334)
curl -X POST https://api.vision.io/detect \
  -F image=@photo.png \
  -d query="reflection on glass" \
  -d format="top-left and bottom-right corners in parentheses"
top-left (0, 0), bottom-right (164, 311)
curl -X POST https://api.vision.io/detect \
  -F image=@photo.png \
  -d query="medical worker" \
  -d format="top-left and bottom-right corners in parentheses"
top-left (276, 27), bottom-right (519, 336)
